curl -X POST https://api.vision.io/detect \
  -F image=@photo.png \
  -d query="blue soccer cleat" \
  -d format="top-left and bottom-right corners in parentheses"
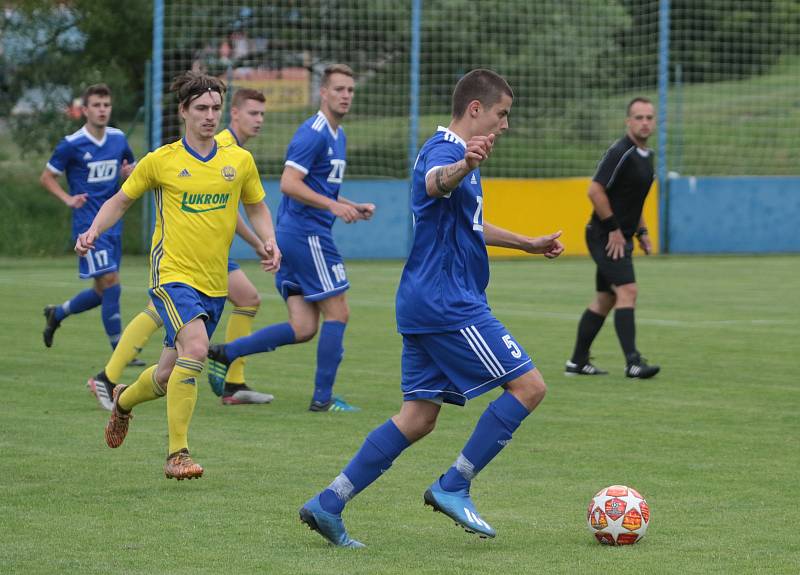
top-left (299, 495), bottom-right (365, 548)
top-left (424, 478), bottom-right (496, 538)
top-left (206, 344), bottom-right (230, 397)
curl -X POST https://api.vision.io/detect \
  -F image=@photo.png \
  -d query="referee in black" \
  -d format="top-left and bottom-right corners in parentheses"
top-left (565, 97), bottom-right (660, 379)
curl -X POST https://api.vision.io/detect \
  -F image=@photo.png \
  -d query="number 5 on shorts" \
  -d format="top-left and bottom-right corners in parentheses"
top-left (502, 334), bottom-right (522, 359)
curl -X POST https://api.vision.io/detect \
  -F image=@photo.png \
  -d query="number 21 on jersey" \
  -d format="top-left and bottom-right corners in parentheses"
top-left (328, 159), bottom-right (346, 184)
top-left (472, 196), bottom-right (484, 232)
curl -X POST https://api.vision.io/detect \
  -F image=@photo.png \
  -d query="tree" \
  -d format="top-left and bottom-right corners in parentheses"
top-left (1, 0), bottom-right (152, 153)
top-left (618, 0), bottom-right (797, 86)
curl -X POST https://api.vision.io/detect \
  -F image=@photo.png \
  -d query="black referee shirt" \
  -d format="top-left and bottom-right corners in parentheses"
top-left (590, 134), bottom-right (654, 238)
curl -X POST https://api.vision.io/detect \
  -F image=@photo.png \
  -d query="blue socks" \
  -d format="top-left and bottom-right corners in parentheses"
top-left (314, 393), bottom-right (531, 515)
top-left (440, 391), bottom-right (531, 492)
top-left (101, 284), bottom-right (122, 349)
top-left (313, 321), bottom-right (346, 404)
top-left (224, 320), bottom-right (345, 404)
top-left (55, 288), bottom-right (102, 321)
top-left (54, 284), bottom-right (121, 349)
top-left (225, 322), bottom-right (296, 361)
top-left (319, 419), bottom-right (410, 514)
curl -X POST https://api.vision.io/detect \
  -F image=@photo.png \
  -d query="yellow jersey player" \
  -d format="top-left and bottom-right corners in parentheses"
top-left (87, 89), bottom-right (274, 409)
top-left (76, 72), bottom-right (281, 480)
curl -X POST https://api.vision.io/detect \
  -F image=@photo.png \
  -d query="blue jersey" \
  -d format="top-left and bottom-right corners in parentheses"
top-left (277, 111), bottom-right (347, 235)
top-left (396, 127), bottom-right (492, 334)
top-left (47, 126), bottom-right (135, 237)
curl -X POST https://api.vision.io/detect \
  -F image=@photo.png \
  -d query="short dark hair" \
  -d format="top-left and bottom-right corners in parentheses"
top-left (322, 64), bottom-right (355, 87)
top-left (170, 71), bottom-right (226, 109)
top-left (627, 97), bottom-right (653, 116)
top-left (451, 69), bottom-right (513, 119)
top-left (231, 88), bottom-right (266, 109)
top-left (82, 84), bottom-right (111, 106)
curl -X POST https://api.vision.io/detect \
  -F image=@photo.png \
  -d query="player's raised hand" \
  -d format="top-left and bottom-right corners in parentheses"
top-left (330, 201), bottom-right (360, 223)
top-left (355, 203), bottom-right (376, 220)
top-left (66, 193), bottom-right (89, 209)
top-left (259, 238), bottom-right (281, 273)
top-left (75, 228), bottom-right (98, 256)
top-left (120, 160), bottom-right (135, 180)
top-left (525, 230), bottom-right (565, 259)
top-left (464, 134), bottom-right (495, 170)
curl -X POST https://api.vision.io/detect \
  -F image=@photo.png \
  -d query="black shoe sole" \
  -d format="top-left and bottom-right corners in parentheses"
top-left (299, 507), bottom-right (338, 546)
top-left (43, 307), bottom-right (60, 348)
top-left (626, 367), bottom-right (660, 379)
top-left (299, 507), bottom-right (319, 531)
top-left (423, 489), bottom-right (492, 539)
top-left (308, 400), bottom-right (332, 412)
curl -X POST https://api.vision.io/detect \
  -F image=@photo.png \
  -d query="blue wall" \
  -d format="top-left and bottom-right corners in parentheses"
top-left (227, 176), bottom-right (800, 259)
top-left (229, 179), bottom-right (411, 260)
top-left (667, 177), bottom-right (800, 253)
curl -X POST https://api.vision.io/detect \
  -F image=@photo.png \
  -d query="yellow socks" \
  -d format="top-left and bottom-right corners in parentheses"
top-left (167, 357), bottom-right (204, 455)
top-left (118, 365), bottom-right (163, 411)
top-left (224, 306), bottom-right (258, 384)
top-left (105, 304), bottom-right (163, 383)
top-left (117, 356), bottom-right (203, 455)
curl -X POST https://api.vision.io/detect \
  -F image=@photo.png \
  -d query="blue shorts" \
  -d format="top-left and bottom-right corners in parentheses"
top-left (275, 230), bottom-right (349, 302)
top-left (227, 258), bottom-right (240, 273)
top-left (149, 282), bottom-right (226, 348)
top-left (401, 317), bottom-right (535, 406)
top-left (77, 233), bottom-right (121, 279)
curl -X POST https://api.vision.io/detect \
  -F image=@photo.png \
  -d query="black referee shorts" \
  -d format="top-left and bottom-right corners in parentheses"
top-left (585, 224), bottom-right (636, 293)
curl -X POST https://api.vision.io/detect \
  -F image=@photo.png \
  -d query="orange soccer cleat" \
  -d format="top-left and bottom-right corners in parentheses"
top-left (104, 384), bottom-right (132, 448)
top-left (164, 449), bottom-right (204, 480)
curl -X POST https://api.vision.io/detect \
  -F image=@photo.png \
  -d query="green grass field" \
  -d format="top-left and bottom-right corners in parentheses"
top-left (1, 255), bottom-right (798, 574)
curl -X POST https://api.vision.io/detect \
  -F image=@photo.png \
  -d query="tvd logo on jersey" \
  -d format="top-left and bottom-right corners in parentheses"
top-left (87, 160), bottom-right (118, 183)
top-left (180, 192), bottom-right (231, 214)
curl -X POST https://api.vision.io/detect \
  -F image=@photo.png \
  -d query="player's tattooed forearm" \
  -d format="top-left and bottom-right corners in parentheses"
top-left (435, 168), bottom-right (451, 195)
top-left (434, 164), bottom-right (461, 195)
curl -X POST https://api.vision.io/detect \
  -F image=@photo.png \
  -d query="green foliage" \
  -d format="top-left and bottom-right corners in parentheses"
top-left (7, 99), bottom-right (79, 156)
top-left (620, 0), bottom-right (800, 86)
top-left (1, 256), bottom-right (798, 573)
top-left (420, 0), bottom-right (631, 119)
top-left (0, 148), bottom-right (72, 256)
top-left (1, 0), bottom-right (152, 151)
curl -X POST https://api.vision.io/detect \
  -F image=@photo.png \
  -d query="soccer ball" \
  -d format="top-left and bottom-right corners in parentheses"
top-left (587, 485), bottom-right (650, 545)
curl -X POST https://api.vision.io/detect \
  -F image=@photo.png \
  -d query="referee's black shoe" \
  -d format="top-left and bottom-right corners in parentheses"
top-left (625, 356), bottom-right (660, 379)
top-left (565, 359), bottom-right (608, 376)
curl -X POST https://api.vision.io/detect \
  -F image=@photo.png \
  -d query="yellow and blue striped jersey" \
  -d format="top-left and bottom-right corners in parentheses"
top-left (121, 137), bottom-right (265, 297)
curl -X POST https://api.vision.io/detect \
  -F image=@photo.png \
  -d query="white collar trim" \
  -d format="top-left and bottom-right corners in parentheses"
top-left (81, 125), bottom-right (107, 147)
top-left (437, 126), bottom-right (466, 148)
top-left (316, 111), bottom-right (339, 140)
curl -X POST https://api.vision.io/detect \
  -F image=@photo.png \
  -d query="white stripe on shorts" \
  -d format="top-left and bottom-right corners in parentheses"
top-left (460, 326), bottom-right (504, 378)
top-left (466, 325), bottom-right (506, 376)
top-left (308, 235), bottom-right (334, 292)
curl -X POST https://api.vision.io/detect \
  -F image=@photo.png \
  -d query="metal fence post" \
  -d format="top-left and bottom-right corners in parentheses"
top-left (407, 0), bottom-right (422, 252)
top-left (658, 0), bottom-right (670, 253)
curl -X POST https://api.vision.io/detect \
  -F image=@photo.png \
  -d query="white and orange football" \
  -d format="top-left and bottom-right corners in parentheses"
top-left (587, 485), bottom-right (650, 545)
